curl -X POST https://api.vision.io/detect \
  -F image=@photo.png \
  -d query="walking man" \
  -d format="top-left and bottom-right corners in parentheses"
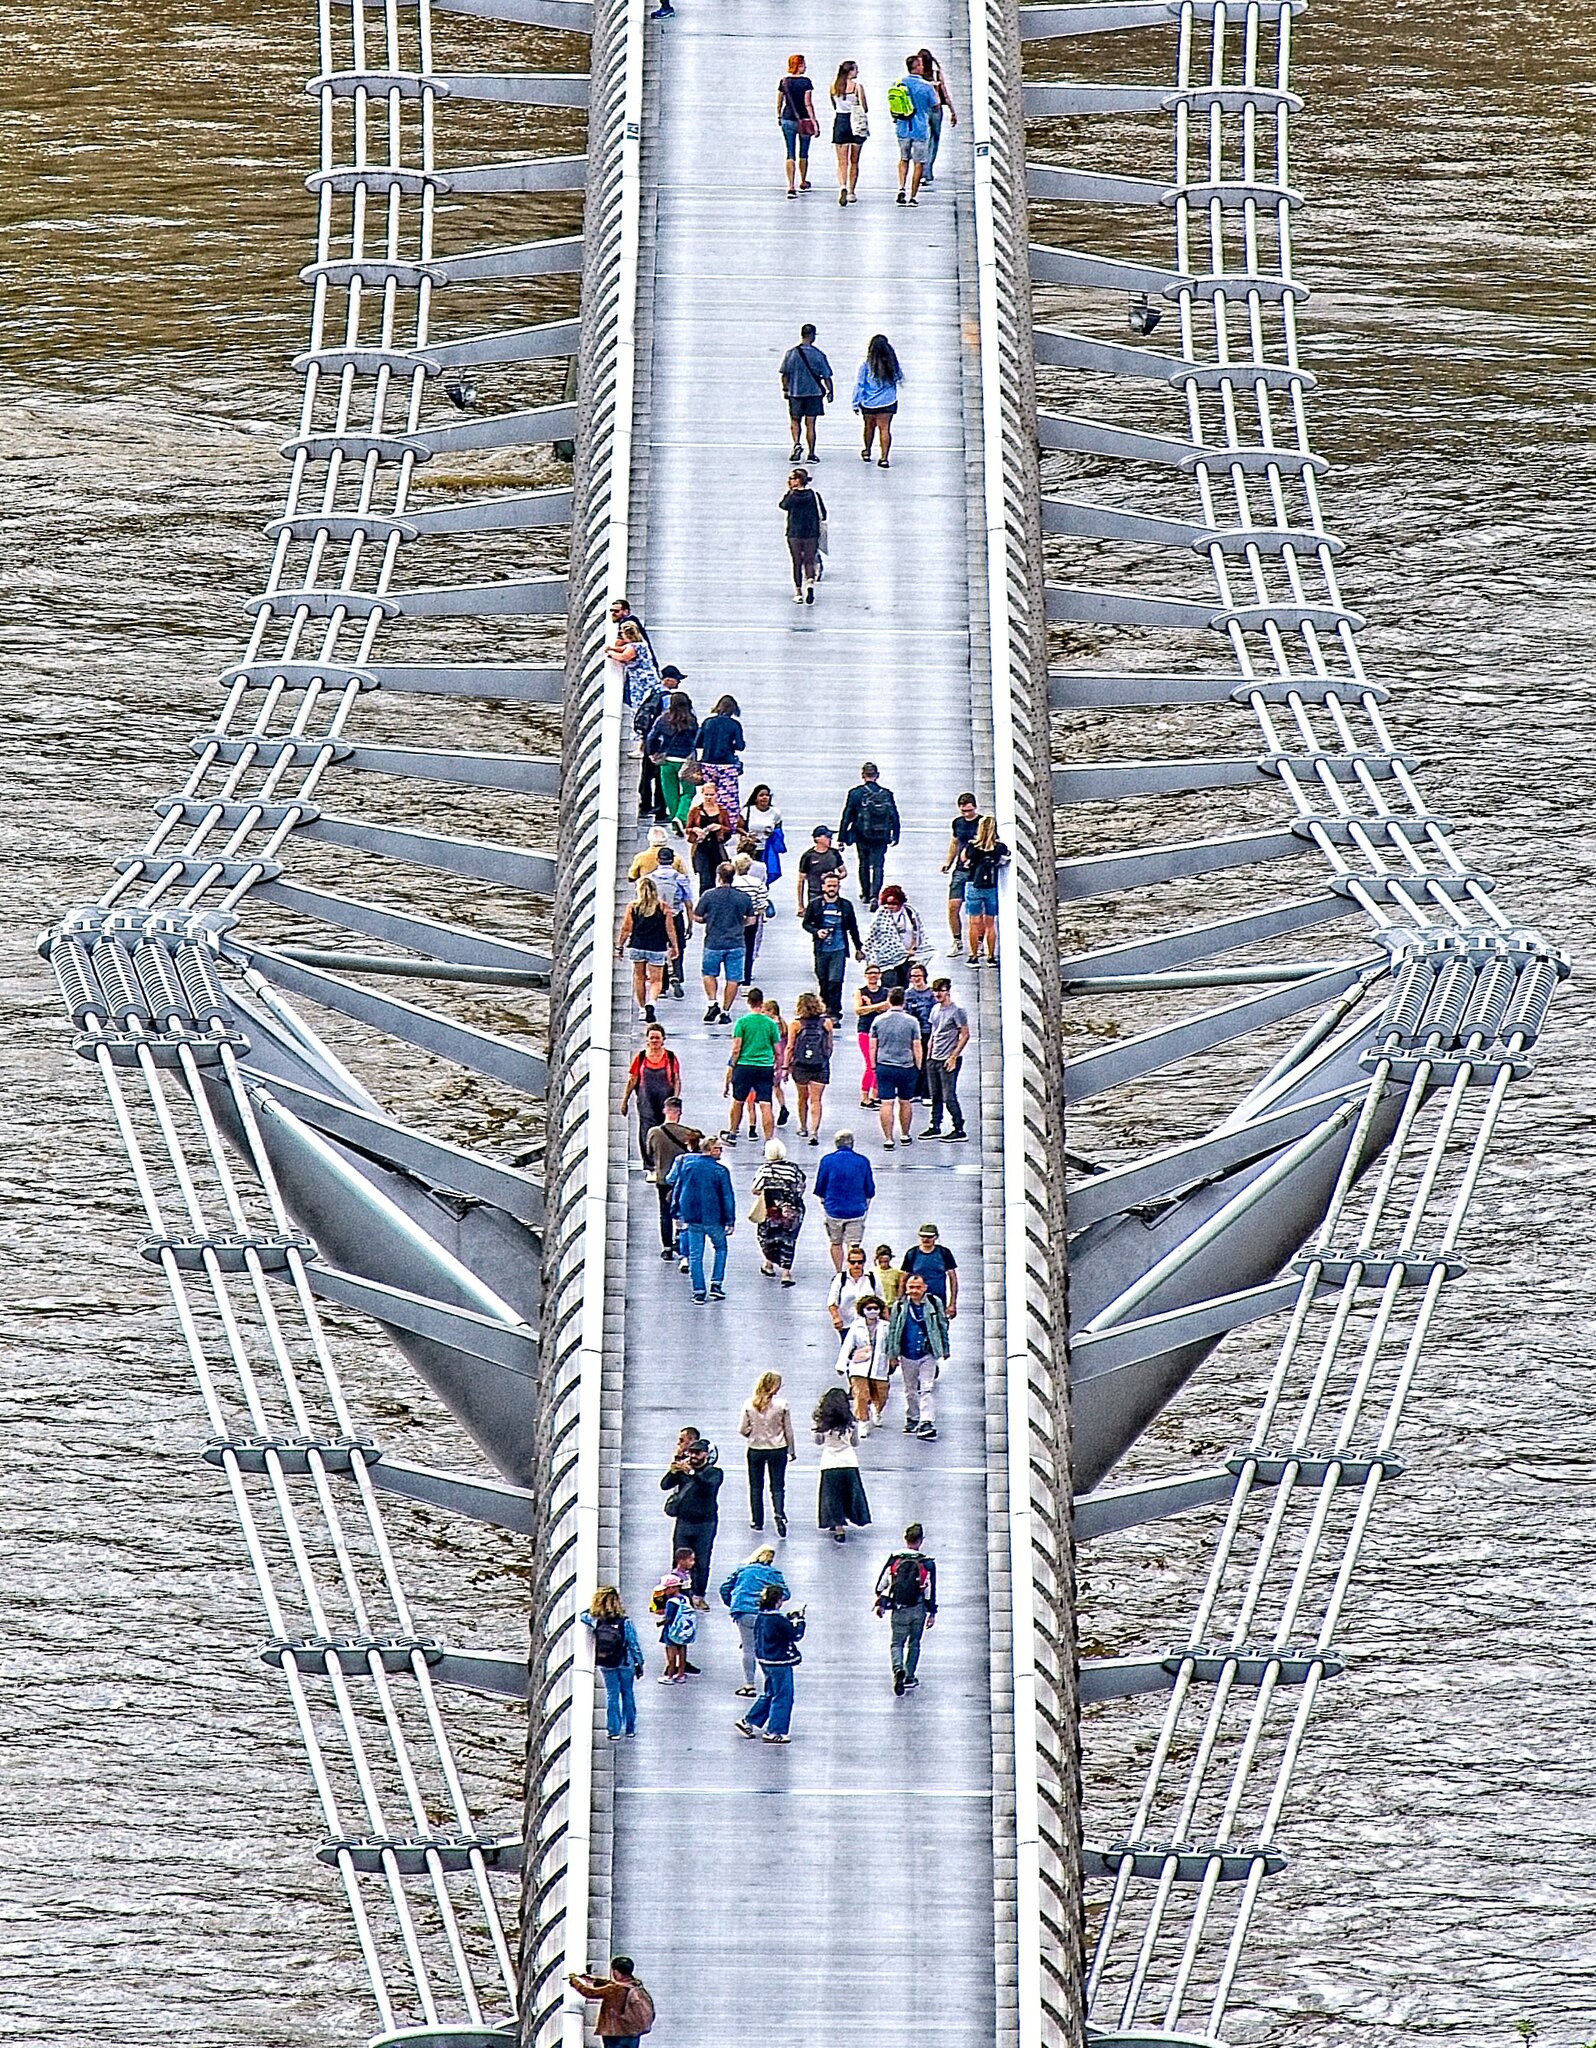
top-left (902, 1219), bottom-right (960, 1321)
top-left (875, 1523), bottom-right (938, 1694)
top-left (644, 1097), bottom-right (701, 1261)
top-left (660, 1433), bottom-right (724, 1601)
top-left (941, 790), bottom-right (980, 954)
top-left (568, 1955), bottom-right (655, 2048)
top-left (886, 1272), bottom-right (950, 1440)
top-left (870, 985), bottom-right (923, 1149)
top-left (795, 822), bottom-right (846, 915)
top-left (891, 54), bottom-right (939, 207)
top-left (668, 1134), bottom-right (736, 1302)
top-left (802, 867), bottom-right (864, 1021)
top-left (779, 322), bottom-right (835, 462)
top-left (694, 860), bottom-right (757, 1023)
top-left (812, 1129), bottom-right (876, 1272)
top-left (724, 990), bottom-right (783, 1145)
top-left (838, 761), bottom-right (901, 910)
top-left (924, 979), bottom-right (971, 1140)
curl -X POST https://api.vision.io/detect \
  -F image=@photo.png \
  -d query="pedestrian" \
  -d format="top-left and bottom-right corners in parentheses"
top-left (696, 694), bottom-right (746, 819)
top-left (916, 47), bottom-right (958, 185)
top-left (725, 989), bottom-right (783, 1145)
top-left (648, 844), bottom-right (694, 998)
top-left (609, 594), bottom-right (654, 654)
top-left (779, 321), bottom-right (834, 458)
top-left (904, 961), bottom-right (936, 1101)
top-left (871, 985), bottom-right (923, 1149)
top-left (853, 962), bottom-right (891, 1107)
top-left (812, 1384), bottom-right (871, 1543)
top-left (875, 1523), bottom-right (938, 1694)
top-left (741, 783), bottom-right (785, 882)
top-left (838, 761), bottom-right (901, 909)
top-left (886, 1273), bottom-right (950, 1440)
top-left (776, 56), bottom-right (819, 201)
top-left (645, 688), bottom-right (699, 831)
top-left (568, 1955), bottom-right (655, 2046)
top-left (765, 991), bottom-right (792, 1128)
top-left (654, 1562), bottom-right (696, 1680)
top-left (941, 790), bottom-right (980, 954)
top-left (812, 1129), bottom-right (875, 1271)
top-left (686, 781), bottom-right (736, 899)
top-left (830, 59), bottom-right (869, 205)
top-left (750, 1136), bottom-right (807, 1286)
top-left (608, 614), bottom-right (659, 699)
top-left (825, 1240), bottom-right (873, 1336)
top-left (862, 883), bottom-right (925, 989)
top-left (852, 333), bottom-right (905, 468)
top-left (732, 850), bottom-right (771, 983)
top-left (618, 623), bottom-right (667, 823)
top-left (960, 813), bottom-right (1011, 964)
top-left (734, 1583), bottom-right (806, 1743)
top-left (795, 822), bottom-right (846, 915)
top-left (801, 868), bottom-right (864, 1021)
top-left (718, 1547), bottom-right (790, 1698)
top-left (620, 1022), bottom-right (682, 1161)
top-left (872, 1241), bottom-right (905, 1306)
top-left (739, 1368), bottom-right (796, 1536)
top-left (902, 1219), bottom-right (960, 1320)
top-left (786, 990), bottom-right (834, 1144)
top-left (837, 1293), bottom-right (892, 1431)
top-left (694, 860), bottom-right (756, 1022)
top-left (616, 878), bottom-right (678, 1023)
top-left (667, 1134), bottom-right (736, 1303)
top-left (581, 1585), bottom-right (646, 1739)
top-left (780, 466), bottom-right (827, 606)
top-left (644, 1097), bottom-right (701, 1262)
top-left (660, 1434), bottom-right (724, 1599)
top-left (890, 53), bottom-right (939, 206)
top-left (925, 977), bottom-right (971, 1140)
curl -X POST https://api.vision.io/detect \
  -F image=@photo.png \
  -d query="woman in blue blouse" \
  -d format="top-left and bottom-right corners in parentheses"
top-left (695, 694), bottom-right (746, 819)
top-left (853, 334), bottom-right (905, 468)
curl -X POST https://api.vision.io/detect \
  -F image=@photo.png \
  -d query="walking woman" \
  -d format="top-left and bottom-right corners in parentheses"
top-left (959, 813), bottom-right (1011, 963)
top-left (765, 990), bottom-right (792, 1125)
top-left (836, 1293), bottom-right (892, 1431)
top-left (853, 335), bottom-right (905, 468)
top-left (616, 876), bottom-right (678, 1022)
top-left (740, 1368), bottom-right (796, 1535)
top-left (697, 694), bottom-right (746, 819)
top-left (862, 883), bottom-right (925, 989)
top-left (787, 990), bottom-right (834, 1144)
top-left (581, 1585), bottom-right (645, 1740)
top-left (686, 781), bottom-right (736, 897)
top-left (853, 962), bottom-right (891, 1106)
top-left (646, 689), bottom-right (700, 829)
top-left (751, 1137), bottom-right (807, 1286)
top-left (830, 59), bottom-right (868, 205)
top-left (735, 1583), bottom-right (806, 1743)
top-left (741, 782), bottom-right (785, 882)
top-left (777, 54), bottom-right (818, 196)
top-left (718, 1547), bottom-right (790, 1697)
top-left (916, 47), bottom-right (958, 185)
top-left (780, 467), bottom-right (827, 605)
top-left (813, 1384), bottom-right (871, 1544)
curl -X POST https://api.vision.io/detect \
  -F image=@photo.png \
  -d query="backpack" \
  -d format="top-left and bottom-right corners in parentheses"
top-left (794, 1016), bottom-right (830, 1066)
top-left (887, 1552), bottom-right (928, 1609)
top-left (617, 1983), bottom-right (655, 2036)
top-left (887, 79), bottom-right (915, 119)
top-left (632, 680), bottom-right (664, 741)
top-left (854, 783), bottom-right (896, 840)
top-left (592, 1616), bottom-right (627, 1669)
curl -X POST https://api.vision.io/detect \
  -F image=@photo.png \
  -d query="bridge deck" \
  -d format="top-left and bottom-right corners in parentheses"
top-left (608, 0), bottom-right (1001, 2038)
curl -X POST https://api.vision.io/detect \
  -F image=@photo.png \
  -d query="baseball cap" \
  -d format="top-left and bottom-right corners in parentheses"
top-left (661, 664), bottom-right (687, 680)
top-left (917, 1222), bottom-right (939, 1238)
top-left (812, 824), bottom-right (833, 840)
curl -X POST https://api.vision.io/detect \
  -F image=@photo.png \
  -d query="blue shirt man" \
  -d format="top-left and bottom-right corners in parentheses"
top-left (893, 63), bottom-right (939, 204)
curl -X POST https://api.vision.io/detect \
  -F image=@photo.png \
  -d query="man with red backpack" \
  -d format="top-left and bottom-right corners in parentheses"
top-left (874, 1522), bottom-right (938, 1695)
top-left (569, 1955), bottom-right (655, 2048)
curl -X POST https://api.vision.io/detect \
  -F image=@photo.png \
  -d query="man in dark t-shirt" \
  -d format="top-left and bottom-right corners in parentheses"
top-left (941, 790), bottom-right (980, 955)
top-left (901, 1221), bottom-right (959, 1320)
top-left (694, 861), bottom-right (756, 1023)
top-left (796, 824), bottom-right (846, 915)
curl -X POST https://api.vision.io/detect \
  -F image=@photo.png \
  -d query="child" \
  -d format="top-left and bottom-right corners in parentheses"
top-left (766, 995), bottom-right (792, 1129)
top-left (873, 1242), bottom-right (905, 1306)
top-left (653, 1567), bottom-right (697, 1682)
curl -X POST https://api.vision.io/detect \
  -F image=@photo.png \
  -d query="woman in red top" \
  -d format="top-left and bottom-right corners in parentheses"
top-left (621, 1023), bottom-right (682, 1162)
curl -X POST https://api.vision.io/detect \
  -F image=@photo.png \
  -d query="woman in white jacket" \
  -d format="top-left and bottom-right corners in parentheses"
top-left (835, 1294), bottom-right (892, 1431)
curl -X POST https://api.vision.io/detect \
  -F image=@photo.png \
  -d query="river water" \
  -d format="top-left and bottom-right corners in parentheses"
top-left (3, 2), bottom-right (1592, 2043)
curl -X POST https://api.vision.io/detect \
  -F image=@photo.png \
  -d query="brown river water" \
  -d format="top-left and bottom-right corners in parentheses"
top-left (2, 1), bottom-right (1593, 2042)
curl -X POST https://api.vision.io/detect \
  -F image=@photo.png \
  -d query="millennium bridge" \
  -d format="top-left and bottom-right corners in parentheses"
top-left (42, 0), bottom-right (1564, 2043)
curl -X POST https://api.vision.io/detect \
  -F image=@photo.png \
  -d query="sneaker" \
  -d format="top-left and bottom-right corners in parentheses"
top-left (762, 1732), bottom-right (791, 1743)
top-left (660, 1246), bottom-right (675, 1261)
top-left (670, 981), bottom-right (684, 999)
top-left (693, 1291), bottom-right (707, 1303)
top-left (777, 1103), bottom-right (790, 1127)
top-left (900, 1133), bottom-right (914, 1146)
top-left (925, 1125), bottom-right (943, 1137)
top-left (735, 1685), bottom-right (757, 1698)
top-left (861, 447), bottom-right (872, 460)
top-left (608, 1731), bottom-right (622, 1742)
top-left (780, 1273), bottom-right (796, 1287)
top-left (917, 1422), bottom-right (937, 1441)
top-left (903, 1419), bottom-right (918, 1433)
top-left (896, 191), bottom-right (907, 206)
top-left (735, 1718), bottom-right (759, 1737)
top-left (775, 1513), bottom-right (788, 1536)
top-left (761, 1260), bottom-right (776, 1276)
top-left (679, 1257), bottom-right (691, 1274)
top-left (657, 1673), bottom-right (676, 1685)
top-left (808, 1135), bottom-right (819, 1147)
top-left (947, 941), bottom-right (963, 956)
top-left (904, 1675), bottom-right (920, 1690)
top-left (791, 441), bottom-right (802, 459)
top-left (643, 1004), bottom-right (657, 1024)
top-left (704, 1003), bottom-right (720, 1023)
top-left (650, 3), bottom-right (674, 14)
top-left (907, 197), bottom-right (918, 207)
top-left (894, 1669), bottom-right (906, 1696)
top-left (946, 1128), bottom-right (968, 1141)
top-left (722, 1130), bottom-right (738, 1145)
top-left (839, 189), bottom-right (848, 206)
top-left (882, 1137), bottom-right (895, 1150)
top-left (805, 586), bottom-right (815, 605)
top-left (709, 1284), bottom-right (726, 1300)
top-left (793, 590), bottom-right (805, 604)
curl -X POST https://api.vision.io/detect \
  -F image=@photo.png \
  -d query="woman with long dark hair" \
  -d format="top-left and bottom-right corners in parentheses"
top-left (830, 59), bottom-right (868, 205)
top-left (812, 1384), bottom-right (871, 1543)
top-left (915, 47), bottom-right (958, 185)
top-left (645, 689), bottom-right (699, 829)
top-left (853, 334), bottom-right (905, 468)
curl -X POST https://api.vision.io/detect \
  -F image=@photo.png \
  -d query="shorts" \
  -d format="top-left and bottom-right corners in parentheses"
top-left (832, 113), bottom-right (861, 146)
top-left (628, 947), bottom-right (669, 967)
top-left (731, 1063), bottom-right (775, 1104)
top-left (876, 1064), bottom-right (919, 1102)
top-left (861, 404), bottom-right (898, 423)
top-left (790, 1061), bottom-right (831, 1086)
top-left (702, 944), bottom-right (744, 981)
top-left (965, 884), bottom-right (998, 917)
top-left (947, 871), bottom-right (969, 902)
top-left (788, 395), bottom-right (824, 418)
top-left (897, 134), bottom-right (930, 165)
top-left (824, 1214), bottom-right (865, 1248)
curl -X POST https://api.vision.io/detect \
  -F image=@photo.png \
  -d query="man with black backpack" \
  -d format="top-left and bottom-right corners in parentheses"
top-left (838, 761), bottom-right (902, 910)
top-left (875, 1523), bottom-right (938, 1694)
top-left (630, 657), bottom-right (681, 822)
top-left (569, 1954), bottom-right (655, 2048)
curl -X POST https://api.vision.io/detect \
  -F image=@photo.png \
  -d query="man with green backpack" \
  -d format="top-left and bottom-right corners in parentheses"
top-left (889, 56), bottom-right (939, 206)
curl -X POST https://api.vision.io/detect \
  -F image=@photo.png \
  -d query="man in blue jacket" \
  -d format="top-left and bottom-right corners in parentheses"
top-left (812, 1130), bottom-right (876, 1272)
top-left (667, 1134), bottom-right (736, 1302)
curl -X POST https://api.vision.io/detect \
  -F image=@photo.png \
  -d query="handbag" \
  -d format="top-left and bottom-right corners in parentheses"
top-left (798, 115), bottom-right (819, 137)
top-left (680, 757), bottom-right (704, 785)
top-left (851, 105), bottom-right (870, 139)
top-left (748, 1190), bottom-right (768, 1225)
top-left (817, 514), bottom-right (829, 554)
top-left (663, 1486), bottom-right (686, 1516)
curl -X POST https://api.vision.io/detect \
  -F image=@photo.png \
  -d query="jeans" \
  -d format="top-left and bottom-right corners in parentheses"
top-left (684, 1222), bottom-right (728, 1294)
top-left (928, 1055), bottom-right (965, 1133)
top-left (780, 117), bottom-right (811, 165)
top-left (673, 1516), bottom-right (717, 1598)
top-left (891, 1604), bottom-right (927, 1679)
top-left (855, 838), bottom-right (889, 905)
top-left (747, 1446), bottom-right (789, 1527)
top-left (638, 750), bottom-right (665, 818)
top-left (815, 946), bottom-right (847, 1020)
top-left (900, 1352), bottom-right (939, 1426)
top-left (655, 1180), bottom-right (677, 1253)
top-left (925, 103), bottom-right (944, 176)
top-left (735, 1612), bottom-right (759, 1686)
top-left (746, 1661), bottom-right (795, 1735)
top-left (600, 1662), bottom-right (637, 1736)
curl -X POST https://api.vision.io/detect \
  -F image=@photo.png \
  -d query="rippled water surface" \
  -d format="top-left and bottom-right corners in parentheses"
top-left (3, 2), bottom-right (1593, 2043)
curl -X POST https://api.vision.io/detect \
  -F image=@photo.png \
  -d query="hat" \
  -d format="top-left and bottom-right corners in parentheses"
top-left (917, 1222), bottom-right (940, 1238)
top-left (661, 664), bottom-right (687, 680)
top-left (812, 824), bottom-right (833, 840)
